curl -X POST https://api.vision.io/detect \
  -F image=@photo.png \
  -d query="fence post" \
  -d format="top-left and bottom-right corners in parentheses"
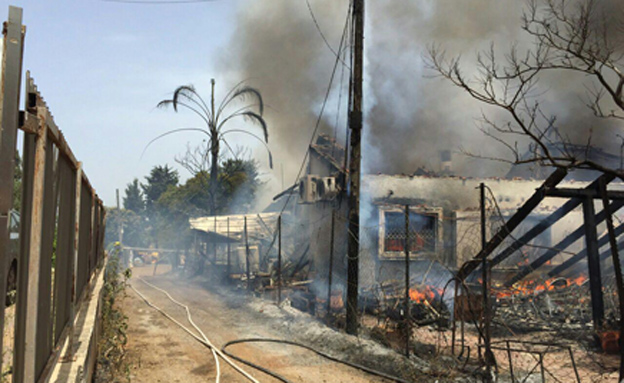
top-left (481, 183), bottom-right (493, 381)
top-left (277, 214), bottom-right (282, 305)
top-left (0, 5), bottom-right (23, 379)
top-left (404, 205), bottom-right (410, 358)
top-left (66, 163), bottom-right (82, 354)
top-left (213, 215), bottom-right (217, 266)
top-left (226, 217), bottom-right (231, 280)
top-left (17, 104), bottom-right (48, 383)
top-left (326, 210), bottom-right (335, 323)
top-left (245, 216), bottom-right (251, 292)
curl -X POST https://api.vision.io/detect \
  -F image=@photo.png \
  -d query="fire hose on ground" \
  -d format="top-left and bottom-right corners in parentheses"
top-left (131, 277), bottom-right (417, 383)
top-left (129, 280), bottom-right (260, 383)
top-left (221, 338), bottom-right (414, 383)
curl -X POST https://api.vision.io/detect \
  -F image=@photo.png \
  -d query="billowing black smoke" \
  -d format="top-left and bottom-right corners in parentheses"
top-left (223, 0), bottom-right (624, 190)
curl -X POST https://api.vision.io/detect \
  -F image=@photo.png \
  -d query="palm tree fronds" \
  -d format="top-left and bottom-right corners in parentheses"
top-left (240, 111), bottom-right (269, 143)
top-left (172, 85), bottom-right (212, 118)
top-left (141, 127), bottom-right (209, 159)
top-left (221, 129), bottom-right (273, 169)
top-left (157, 99), bottom-right (174, 109)
top-left (173, 85), bottom-right (196, 109)
top-left (230, 86), bottom-right (264, 115)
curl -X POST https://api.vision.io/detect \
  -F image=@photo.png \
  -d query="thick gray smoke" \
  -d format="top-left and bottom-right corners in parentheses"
top-left (223, 0), bottom-right (624, 196)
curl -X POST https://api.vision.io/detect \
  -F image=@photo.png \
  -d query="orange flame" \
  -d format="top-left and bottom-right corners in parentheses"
top-left (409, 285), bottom-right (442, 303)
top-left (495, 275), bottom-right (588, 299)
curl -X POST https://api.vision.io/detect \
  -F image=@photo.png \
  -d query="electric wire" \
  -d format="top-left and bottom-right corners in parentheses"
top-left (129, 281), bottom-right (260, 383)
top-left (305, 0), bottom-right (351, 69)
top-left (277, 0), bottom-right (353, 217)
top-left (255, 2), bottom-right (353, 266)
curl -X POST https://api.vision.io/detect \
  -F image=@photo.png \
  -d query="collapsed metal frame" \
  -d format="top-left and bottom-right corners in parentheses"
top-left (0, 7), bottom-right (107, 382)
top-left (457, 167), bottom-right (623, 332)
top-left (477, 340), bottom-right (582, 383)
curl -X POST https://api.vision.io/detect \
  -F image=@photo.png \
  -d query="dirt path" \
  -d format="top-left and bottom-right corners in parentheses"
top-left (123, 265), bottom-right (396, 383)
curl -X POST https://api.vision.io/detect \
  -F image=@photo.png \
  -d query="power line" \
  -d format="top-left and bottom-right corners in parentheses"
top-left (305, 0), bottom-right (351, 70)
top-left (278, 0), bottom-right (353, 217)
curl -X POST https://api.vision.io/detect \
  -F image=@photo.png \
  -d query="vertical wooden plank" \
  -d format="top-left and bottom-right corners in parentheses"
top-left (583, 197), bottom-right (605, 331)
top-left (53, 156), bottom-right (76, 343)
top-left (77, 180), bottom-right (92, 298)
top-left (17, 106), bottom-right (48, 383)
top-left (0, 6), bottom-right (23, 380)
top-left (63, 163), bottom-right (82, 359)
top-left (13, 129), bottom-right (34, 383)
top-left (35, 134), bottom-right (57, 378)
top-left (90, 194), bottom-right (98, 274)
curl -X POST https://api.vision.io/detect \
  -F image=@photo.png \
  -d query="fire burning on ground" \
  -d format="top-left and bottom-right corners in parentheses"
top-left (408, 285), bottom-right (443, 304)
top-left (495, 274), bottom-right (589, 299)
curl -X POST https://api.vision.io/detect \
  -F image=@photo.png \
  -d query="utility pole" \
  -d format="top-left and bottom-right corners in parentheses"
top-left (116, 188), bottom-right (123, 246)
top-left (346, 0), bottom-right (365, 335)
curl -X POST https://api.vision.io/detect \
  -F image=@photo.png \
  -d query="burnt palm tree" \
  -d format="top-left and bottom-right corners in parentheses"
top-left (148, 79), bottom-right (271, 214)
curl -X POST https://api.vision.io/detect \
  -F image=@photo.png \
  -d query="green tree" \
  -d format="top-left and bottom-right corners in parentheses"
top-left (104, 208), bottom-right (147, 249)
top-left (151, 79), bottom-right (271, 214)
top-left (218, 158), bottom-right (263, 214)
top-left (141, 165), bottom-right (179, 215)
top-left (158, 158), bottom-right (262, 219)
top-left (123, 178), bottom-right (144, 214)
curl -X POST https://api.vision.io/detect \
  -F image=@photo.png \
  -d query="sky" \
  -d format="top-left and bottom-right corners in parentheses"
top-left (1, 0), bottom-right (247, 206)
top-left (3, 0), bottom-right (622, 209)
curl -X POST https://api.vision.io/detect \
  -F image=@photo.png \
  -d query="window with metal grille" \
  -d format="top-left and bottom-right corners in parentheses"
top-left (383, 211), bottom-right (437, 254)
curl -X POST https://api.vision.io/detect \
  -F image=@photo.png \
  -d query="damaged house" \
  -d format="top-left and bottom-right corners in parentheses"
top-left (299, 135), bottom-right (624, 296)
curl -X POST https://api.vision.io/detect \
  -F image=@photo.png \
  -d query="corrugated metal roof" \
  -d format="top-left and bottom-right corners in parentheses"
top-left (189, 212), bottom-right (281, 242)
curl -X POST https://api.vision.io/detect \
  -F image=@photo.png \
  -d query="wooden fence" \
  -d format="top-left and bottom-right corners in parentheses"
top-left (0, 6), bottom-right (107, 383)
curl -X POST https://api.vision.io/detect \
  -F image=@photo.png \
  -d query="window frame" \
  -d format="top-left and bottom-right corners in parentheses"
top-left (378, 205), bottom-right (443, 260)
